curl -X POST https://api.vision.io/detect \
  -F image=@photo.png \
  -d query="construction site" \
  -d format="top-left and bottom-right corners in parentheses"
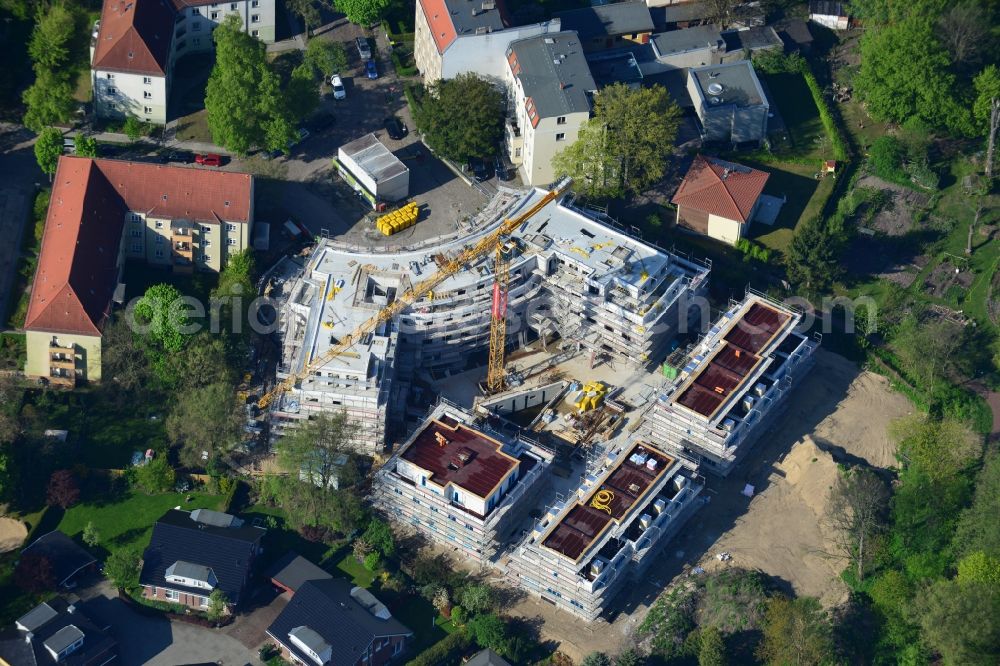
top-left (258, 180), bottom-right (818, 621)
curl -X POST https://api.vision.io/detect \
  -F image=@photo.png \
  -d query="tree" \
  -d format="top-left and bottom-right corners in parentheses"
top-left (100, 315), bottom-right (150, 391)
top-left (917, 579), bottom-right (1000, 665)
top-left (581, 653), bottom-right (612, 666)
top-left (957, 551), bottom-right (1000, 585)
top-left (335, 0), bottom-right (390, 26)
top-left (827, 467), bottom-right (889, 582)
top-left (414, 74), bottom-right (503, 163)
top-left (288, 0), bottom-right (322, 35)
top-left (133, 284), bottom-right (190, 354)
top-left (74, 134), bottom-right (98, 158)
top-left (614, 649), bottom-right (643, 666)
top-left (22, 70), bottom-right (75, 133)
top-left (305, 39), bottom-right (348, 78)
top-left (362, 518), bottom-right (396, 558)
top-left (286, 63), bottom-right (320, 122)
top-left (889, 414), bottom-right (982, 480)
top-left (277, 411), bottom-right (360, 489)
top-left (554, 83), bottom-right (680, 200)
top-left (698, 626), bottom-right (727, 666)
top-left (353, 537), bottom-right (373, 562)
top-left (363, 551), bottom-right (381, 572)
top-left (133, 456), bottom-right (176, 494)
top-left (786, 217), bottom-right (841, 294)
top-left (432, 586), bottom-right (450, 616)
top-left (466, 613), bottom-right (508, 653)
top-left (937, 2), bottom-right (992, 72)
top-left (207, 589), bottom-right (229, 621)
top-left (122, 115), bottom-right (144, 142)
top-left (82, 521), bottom-right (100, 548)
top-left (855, 17), bottom-right (973, 136)
top-left (459, 584), bottom-right (499, 615)
top-left (46, 469), bottom-right (80, 508)
top-left (166, 382), bottom-right (242, 466)
top-left (973, 66), bottom-right (1000, 131)
top-left (206, 15), bottom-right (295, 155)
top-left (105, 548), bottom-right (141, 591)
top-left (15, 552), bottom-right (55, 592)
top-left (28, 4), bottom-right (77, 70)
top-left (954, 451), bottom-right (1000, 558)
top-left (757, 597), bottom-right (833, 666)
top-left (33, 127), bottom-right (63, 178)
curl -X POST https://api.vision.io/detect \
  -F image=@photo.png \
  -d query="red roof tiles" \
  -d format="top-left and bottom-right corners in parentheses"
top-left (24, 157), bottom-right (253, 336)
top-left (671, 155), bottom-right (769, 224)
top-left (92, 0), bottom-right (175, 76)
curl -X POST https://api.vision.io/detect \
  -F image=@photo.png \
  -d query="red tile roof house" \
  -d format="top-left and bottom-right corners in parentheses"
top-left (91, 0), bottom-right (278, 125)
top-left (671, 155), bottom-right (769, 246)
top-left (23, 156), bottom-right (253, 387)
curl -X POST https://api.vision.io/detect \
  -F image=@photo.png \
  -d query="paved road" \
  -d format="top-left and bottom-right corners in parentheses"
top-left (0, 124), bottom-right (44, 329)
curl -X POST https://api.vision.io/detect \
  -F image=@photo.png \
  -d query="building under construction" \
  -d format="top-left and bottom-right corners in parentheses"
top-left (272, 188), bottom-right (711, 452)
top-left (372, 403), bottom-right (554, 562)
top-left (641, 292), bottom-right (819, 476)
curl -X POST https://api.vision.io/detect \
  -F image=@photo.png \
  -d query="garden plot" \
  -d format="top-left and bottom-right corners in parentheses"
top-left (855, 175), bottom-right (931, 236)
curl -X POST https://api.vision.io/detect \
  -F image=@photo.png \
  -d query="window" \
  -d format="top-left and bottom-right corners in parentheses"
top-left (192, 7), bottom-right (200, 14)
top-left (155, 221), bottom-right (163, 229)
top-left (555, 132), bottom-right (565, 141)
top-left (143, 76), bottom-right (152, 85)
top-left (105, 73), bottom-right (115, 80)
top-left (156, 236), bottom-right (164, 245)
top-left (225, 223), bottom-right (237, 232)
top-left (199, 596), bottom-right (209, 608)
top-left (193, 38), bottom-right (200, 46)
top-left (231, 2), bottom-right (237, 8)
top-left (557, 116), bottom-right (566, 125)
top-left (131, 243), bottom-right (141, 252)
top-left (227, 238), bottom-right (237, 246)
top-left (251, 0), bottom-right (259, 6)
top-left (164, 589), bottom-right (178, 601)
top-left (155, 249), bottom-right (164, 257)
top-left (251, 13), bottom-right (260, 22)
top-left (144, 91), bottom-right (152, 99)
top-left (107, 87), bottom-right (117, 95)
top-left (203, 239), bottom-right (211, 246)
top-left (514, 147), bottom-right (521, 158)
top-left (202, 254), bottom-right (211, 262)
top-left (130, 230), bottom-right (141, 238)
top-left (210, 11), bottom-right (219, 19)
top-left (251, 29), bottom-right (259, 37)
top-left (131, 213), bottom-right (141, 222)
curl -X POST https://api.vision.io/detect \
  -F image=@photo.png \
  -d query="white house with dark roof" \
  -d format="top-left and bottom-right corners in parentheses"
top-left (686, 60), bottom-right (769, 144)
top-left (504, 31), bottom-right (597, 185)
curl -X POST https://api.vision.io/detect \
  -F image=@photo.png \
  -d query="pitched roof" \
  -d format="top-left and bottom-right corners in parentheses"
top-left (419, 0), bottom-right (507, 55)
top-left (140, 509), bottom-right (265, 605)
top-left (267, 579), bottom-right (412, 666)
top-left (672, 155), bottom-right (769, 223)
top-left (467, 649), bottom-right (513, 666)
top-left (555, 1), bottom-right (654, 41)
top-left (267, 552), bottom-right (333, 593)
top-left (21, 531), bottom-right (97, 587)
top-left (508, 31), bottom-right (596, 121)
top-left (0, 597), bottom-right (117, 666)
top-left (92, 0), bottom-right (175, 76)
top-left (24, 156), bottom-right (253, 337)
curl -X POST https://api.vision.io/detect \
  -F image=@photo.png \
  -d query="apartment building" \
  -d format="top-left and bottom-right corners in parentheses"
top-left (92, 0), bottom-right (276, 124)
top-left (374, 404), bottom-right (553, 562)
top-left (642, 292), bottom-right (819, 476)
top-left (505, 31), bottom-right (597, 186)
top-left (503, 440), bottom-right (704, 620)
top-left (413, 0), bottom-right (559, 83)
top-left (23, 156), bottom-right (254, 386)
top-left (687, 60), bottom-right (770, 145)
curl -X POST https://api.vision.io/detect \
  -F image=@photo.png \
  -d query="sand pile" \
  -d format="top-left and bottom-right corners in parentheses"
top-left (0, 517), bottom-right (27, 553)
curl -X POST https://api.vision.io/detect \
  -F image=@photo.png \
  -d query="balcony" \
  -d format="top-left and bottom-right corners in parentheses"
top-left (48, 369), bottom-right (76, 388)
top-left (49, 352), bottom-right (76, 370)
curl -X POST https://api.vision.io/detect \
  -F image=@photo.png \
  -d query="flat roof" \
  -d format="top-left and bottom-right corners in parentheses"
top-left (541, 442), bottom-right (674, 562)
top-left (339, 133), bottom-right (408, 184)
top-left (721, 26), bottom-right (782, 52)
top-left (588, 52), bottom-right (644, 87)
top-left (651, 25), bottom-right (723, 58)
top-left (401, 415), bottom-right (519, 498)
top-left (554, 1), bottom-right (654, 40)
top-left (674, 300), bottom-right (791, 419)
top-left (689, 60), bottom-right (765, 107)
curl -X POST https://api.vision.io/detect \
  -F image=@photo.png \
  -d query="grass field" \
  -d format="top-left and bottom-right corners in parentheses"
top-left (175, 109), bottom-right (213, 143)
top-left (763, 72), bottom-right (826, 159)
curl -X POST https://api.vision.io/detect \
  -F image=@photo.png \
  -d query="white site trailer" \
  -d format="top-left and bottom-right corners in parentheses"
top-left (336, 133), bottom-right (409, 209)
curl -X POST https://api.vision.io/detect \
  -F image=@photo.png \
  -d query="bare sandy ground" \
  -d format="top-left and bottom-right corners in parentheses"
top-left (0, 516), bottom-right (27, 553)
top-left (506, 350), bottom-right (915, 660)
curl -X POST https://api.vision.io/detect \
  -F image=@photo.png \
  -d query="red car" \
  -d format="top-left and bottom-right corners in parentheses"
top-left (195, 153), bottom-right (222, 167)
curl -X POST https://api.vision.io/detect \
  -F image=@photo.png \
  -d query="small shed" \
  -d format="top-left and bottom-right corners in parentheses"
top-left (809, 1), bottom-right (849, 30)
top-left (335, 133), bottom-right (409, 209)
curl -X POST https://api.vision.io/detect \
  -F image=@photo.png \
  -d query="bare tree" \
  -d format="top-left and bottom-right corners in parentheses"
top-left (705, 0), bottom-right (737, 26)
top-left (938, 3), bottom-right (990, 72)
top-left (987, 97), bottom-right (999, 182)
top-left (827, 467), bottom-right (889, 582)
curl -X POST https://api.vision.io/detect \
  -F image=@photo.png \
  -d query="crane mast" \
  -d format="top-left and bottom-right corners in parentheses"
top-left (486, 240), bottom-right (512, 393)
top-left (257, 177), bottom-right (572, 410)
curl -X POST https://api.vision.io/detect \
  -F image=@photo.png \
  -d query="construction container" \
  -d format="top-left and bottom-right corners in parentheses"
top-left (376, 201), bottom-right (420, 236)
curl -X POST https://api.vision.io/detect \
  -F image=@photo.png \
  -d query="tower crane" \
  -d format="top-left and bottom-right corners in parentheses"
top-left (256, 177), bottom-right (572, 410)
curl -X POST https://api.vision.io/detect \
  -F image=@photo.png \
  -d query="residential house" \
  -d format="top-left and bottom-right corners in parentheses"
top-left (554, 1), bottom-right (654, 52)
top-left (686, 60), bottom-right (769, 144)
top-left (467, 650), bottom-right (513, 666)
top-left (650, 24), bottom-right (726, 69)
top-left (21, 531), bottom-right (97, 590)
top-left (413, 0), bottom-right (559, 83)
top-left (139, 508), bottom-right (266, 612)
top-left (721, 25), bottom-right (783, 57)
top-left (267, 552), bottom-right (332, 595)
top-left (671, 155), bottom-right (769, 245)
top-left (266, 578), bottom-right (412, 666)
top-left (504, 31), bottom-right (597, 186)
top-left (22, 156), bottom-right (254, 386)
top-left (0, 597), bottom-right (118, 666)
top-left (808, 1), bottom-right (849, 30)
top-left (91, 0), bottom-right (276, 124)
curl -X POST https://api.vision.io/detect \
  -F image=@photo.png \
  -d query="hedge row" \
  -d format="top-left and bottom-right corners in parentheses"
top-left (407, 631), bottom-right (471, 666)
top-left (799, 65), bottom-right (849, 161)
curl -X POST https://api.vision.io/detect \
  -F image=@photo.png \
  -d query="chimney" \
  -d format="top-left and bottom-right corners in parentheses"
top-left (25, 631), bottom-right (33, 644)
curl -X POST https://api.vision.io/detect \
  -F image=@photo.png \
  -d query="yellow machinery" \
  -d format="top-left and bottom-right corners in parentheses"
top-left (376, 202), bottom-right (420, 236)
top-left (257, 177), bottom-right (572, 410)
top-left (486, 240), bottom-right (514, 394)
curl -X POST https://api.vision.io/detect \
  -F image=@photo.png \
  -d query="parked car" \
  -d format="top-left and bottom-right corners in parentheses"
top-left (165, 150), bottom-right (195, 163)
top-left (307, 113), bottom-right (336, 132)
top-left (63, 137), bottom-right (76, 154)
top-left (495, 155), bottom-right (512, 181)
top-left (195, 153), bottom-right (222, 167)
top-left (383, 116), bottom-right (407, 140)
top-left (470, 158), bottom-right (492, 182)
top-left (366, 60), bottom-right (378, 80)
top-left (356, 37), bottom-right (372, 61)
top-left (330, 74), bottom-right (346, 100)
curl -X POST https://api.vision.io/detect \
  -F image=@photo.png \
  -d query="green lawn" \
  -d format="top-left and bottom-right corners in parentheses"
top-left (57, 490), bottom-right (224, 552)
top-left (744, 161), bottom-right (832, 254)
top-left (394, 594), bottom-right (457, 654)
top-left (73, 68), bottom-right (91, 104)
top-left (335, 551), bottom-right (376, 587)
top-left (763, 72), bottom-right (826, 159)
top-left (175, 109), bottom-right (213, 143)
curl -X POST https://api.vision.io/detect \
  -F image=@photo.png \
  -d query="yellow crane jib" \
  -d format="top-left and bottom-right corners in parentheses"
top-left (256, 177), bottom-right (573, 410)
top-left (590, 488), bottom-right (614, 514)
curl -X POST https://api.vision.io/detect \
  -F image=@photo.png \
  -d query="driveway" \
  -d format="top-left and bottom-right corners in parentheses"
top-left (78, 581), bottom-right (259, 666)
top-left (0, 123), bottom-right (43, 328)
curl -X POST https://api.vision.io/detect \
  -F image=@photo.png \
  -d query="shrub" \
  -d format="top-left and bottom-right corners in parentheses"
top-left (363, 551), bottom-right (382, 572)
top-left (408, 631), bottom-right (471, 666)
top-left (868, 136), bottom-right (908, 185)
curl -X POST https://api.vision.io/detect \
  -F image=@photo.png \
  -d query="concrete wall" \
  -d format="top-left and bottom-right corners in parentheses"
top-left (93, 70), bottom-right (168, 125)
top-left (519, 111), bottom-right (588, 186)
top-left (25, 330), bottom-right (102, 382)
top-left (413, 2), bottom-right (443, 82)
